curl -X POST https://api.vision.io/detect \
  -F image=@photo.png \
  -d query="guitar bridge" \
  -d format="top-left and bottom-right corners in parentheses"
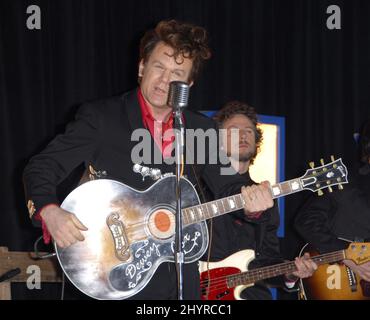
top-left (346, 266), bottom-right (358, 292)
top-left (107, 212), bottom-right (131, 261)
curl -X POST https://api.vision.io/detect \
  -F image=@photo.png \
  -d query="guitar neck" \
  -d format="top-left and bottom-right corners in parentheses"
top-left (227, 250), bottom-right (346, 287)
top-left (182, 178), bottom-right (304, 226)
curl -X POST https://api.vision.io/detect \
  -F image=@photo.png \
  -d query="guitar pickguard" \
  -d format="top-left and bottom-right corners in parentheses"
top-left (109, 225), bottom-right (204, 294)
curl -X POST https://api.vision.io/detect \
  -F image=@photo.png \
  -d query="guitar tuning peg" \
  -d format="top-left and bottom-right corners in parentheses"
top-left (317, 189), bottom-right (324, 196)
top-left (338, 184), bottom-right (344, 190)
top-left (309, 161), bottom-right (315, 169)
top-left (330, 155), bottom-right (335, 162)
top-left (133, 163), bottom-right (142, 173)
top-left (328, 186), bottom-right (333, 193)
top-left (320, 158), bottom-right (325, 166)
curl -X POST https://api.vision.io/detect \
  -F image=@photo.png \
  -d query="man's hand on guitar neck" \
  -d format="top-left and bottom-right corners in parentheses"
top-left (286, 252), bottom-right (318, 282)
top-left (40, 205), bottom-right (88, 248)
top-left (241, 181), bottom-right (274, 218)
top-left (343, 260), bottom-right (370, 282)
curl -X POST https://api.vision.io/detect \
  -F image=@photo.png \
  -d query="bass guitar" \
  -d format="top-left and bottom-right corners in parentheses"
top-left (199, 243), bottom-right (370, 300)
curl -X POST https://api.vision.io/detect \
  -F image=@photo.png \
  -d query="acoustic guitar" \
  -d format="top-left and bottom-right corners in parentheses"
top-left (55, 158), bottom-right (347, 299)
top-left (299, 243), bottom-right (370, 300)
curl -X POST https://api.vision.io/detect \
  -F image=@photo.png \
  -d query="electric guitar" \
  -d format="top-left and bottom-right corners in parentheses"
top-left (199, 243), bottom-right (370, 300)
top-left (299, 243), bottom-right (370, 300)
top-left (55, 158), bottom-right (348, 299)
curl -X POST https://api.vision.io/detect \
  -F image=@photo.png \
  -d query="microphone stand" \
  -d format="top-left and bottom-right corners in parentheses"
top-left (167, 80), bottom-right (189, 300)
top-left (173, 108), bottom-right (185, 300)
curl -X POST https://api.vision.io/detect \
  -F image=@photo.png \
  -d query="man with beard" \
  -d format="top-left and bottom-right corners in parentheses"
top-left (200, 101), bottom-right (316, 300)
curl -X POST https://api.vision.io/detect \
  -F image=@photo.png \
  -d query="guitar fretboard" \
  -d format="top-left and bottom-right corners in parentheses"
top-left (226, 250), bottom-right (346, 288)
top-left (182, 178), bottom-right (303, 226)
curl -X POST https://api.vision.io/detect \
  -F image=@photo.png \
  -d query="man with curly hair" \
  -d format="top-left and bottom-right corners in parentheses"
top-left (214, 101), bottom-right (263, 174)
top-left (23, 20), bottom-right (290, 299)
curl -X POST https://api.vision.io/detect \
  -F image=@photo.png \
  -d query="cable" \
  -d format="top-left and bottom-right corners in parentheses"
top-left (32, 235), bottom-right (66, 300)
top-left (60, 272), bottom-right (65, 300)
top-left (32, 235), bottom-right (56, 259)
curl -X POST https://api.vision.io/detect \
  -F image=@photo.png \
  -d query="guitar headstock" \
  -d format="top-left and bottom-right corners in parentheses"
top-left (300, 157), bottom-right (348, 195)
top-left (345, 243), bottom-right (370, 265)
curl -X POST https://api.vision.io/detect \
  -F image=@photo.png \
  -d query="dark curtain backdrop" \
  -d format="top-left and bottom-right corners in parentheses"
top-left (1, 0), bottom-right (369, 298)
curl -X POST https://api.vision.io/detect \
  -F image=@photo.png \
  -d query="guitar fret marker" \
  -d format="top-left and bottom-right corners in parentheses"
top-left (291, 181), bottom-right (300, 190)
top-left (272, 186), bottom-right (281, 196)
top-left (228, 198), bottom-right (236, 209)
top-left (189, 209), bottom-right (195, 221)
top-left (211, 203), bottom-right (218, 214)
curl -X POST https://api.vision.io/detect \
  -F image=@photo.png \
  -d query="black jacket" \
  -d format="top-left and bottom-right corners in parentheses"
top-left (23, 88), bottom-right (249, 299)
top-left (295, 164), bottom-right (370, 254)
top-left (203, 172), bottom-right (285, 300)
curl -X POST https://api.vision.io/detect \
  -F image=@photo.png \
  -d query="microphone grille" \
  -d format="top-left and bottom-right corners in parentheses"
top-left (168, 81), bottom-right (189, 109)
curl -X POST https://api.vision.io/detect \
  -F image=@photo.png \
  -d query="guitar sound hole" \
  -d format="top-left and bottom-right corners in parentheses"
top-left (148, 209), bottom-right (175, 240)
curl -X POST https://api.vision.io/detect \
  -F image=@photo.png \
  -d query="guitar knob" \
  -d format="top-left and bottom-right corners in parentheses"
top-left (328, 186), bottom-right (333, 193)
top-left (338, 184), bottom-right (344, 190)
top-left (317, 189), bottom-right (324, 196)
top-left (150, 168), bottom-right (162, 180)
top-left (141, 166), bottom-right (150, 176)
top-left (330, 155), bottom-right (335, 162)
top-left (133, 164), bottom-right (142, 173)
top-left (309, 161), bottom-right (315, 169)
top-left (320, 158), bottom-right (325, 166)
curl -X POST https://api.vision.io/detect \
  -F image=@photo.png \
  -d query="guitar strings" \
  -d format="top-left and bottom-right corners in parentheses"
top-left (199, 251), bottom-right (344, 296)
top-left (200, 251), bottom-right (344, 291)
top-left (106, 172), bottom-right (334, 232)
top-left (110, 195), bottom-right (243, 231)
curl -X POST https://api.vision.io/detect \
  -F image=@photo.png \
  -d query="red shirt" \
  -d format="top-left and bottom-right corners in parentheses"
top-left (34, 204), bottom-right (55, 244)
top-left (137, 88), bottom-right (175, 159)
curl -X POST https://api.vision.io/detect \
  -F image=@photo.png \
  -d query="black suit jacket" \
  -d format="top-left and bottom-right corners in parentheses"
top-left (203, 172), bottom-right (285, 300)
top-left (23, 88), bottom-right (248, 299)
top-left (295, 164), bottom-right (370, 254)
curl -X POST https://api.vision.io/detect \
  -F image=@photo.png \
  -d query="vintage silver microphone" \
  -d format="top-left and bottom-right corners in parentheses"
top-left (167, 81), bottom-right (190, 300)
top-left (167, 81), bottom-right (190, 112)
top-left (167, 81), bottom-right (189, 149)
